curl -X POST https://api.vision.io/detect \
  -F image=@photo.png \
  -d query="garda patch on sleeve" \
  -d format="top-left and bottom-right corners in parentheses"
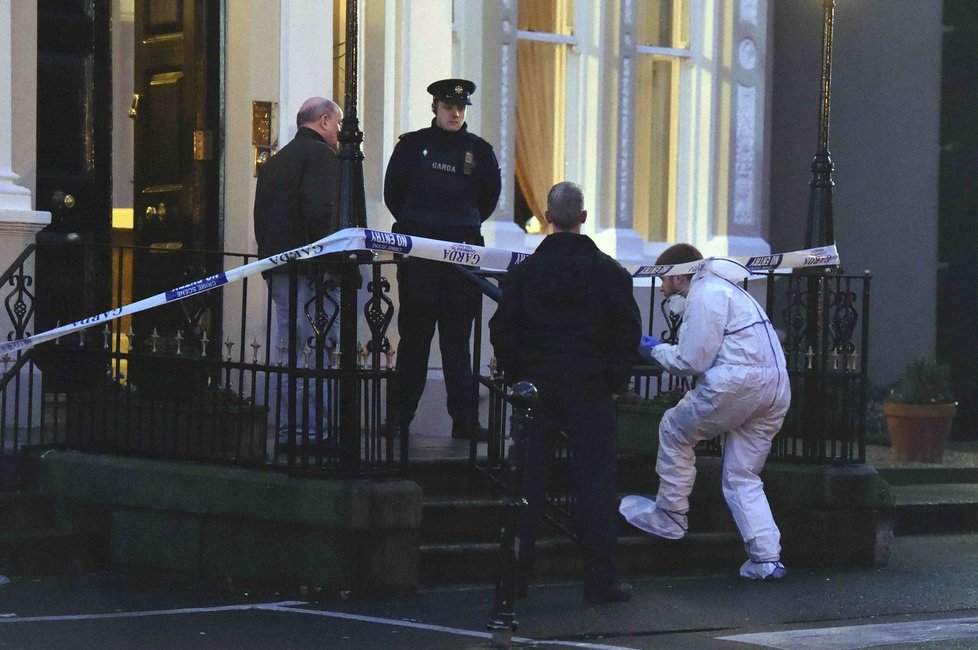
top-left (365, 229), bottom-right (413, 254)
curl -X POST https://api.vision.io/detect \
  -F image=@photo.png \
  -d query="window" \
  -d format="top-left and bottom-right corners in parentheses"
top-left (514, 0), bottom-right (575, 230)
top-left (512, 0), bottom-right (688, 241)
top-left (632, 0), bottom-right (689, 242)
top-left (333, 1), bottom-right (347, 104)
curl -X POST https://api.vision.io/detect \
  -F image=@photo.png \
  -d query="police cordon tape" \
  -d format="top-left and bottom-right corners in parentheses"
top-left (632, 243), bottom-right (839, 278)
top-left (0, 229), bottom-right (839, 357)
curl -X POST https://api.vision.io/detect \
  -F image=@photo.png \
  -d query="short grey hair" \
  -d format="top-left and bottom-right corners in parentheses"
top-left (546, 181), bottom-right (585, 230)
top-left (296, 97), bottom-right (341, 128)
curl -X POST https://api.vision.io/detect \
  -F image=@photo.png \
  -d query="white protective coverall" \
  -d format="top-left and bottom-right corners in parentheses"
top-left (619, 258), bottom-right (791, 578)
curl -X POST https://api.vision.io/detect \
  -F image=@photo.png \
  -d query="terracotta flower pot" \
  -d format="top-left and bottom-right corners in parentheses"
top-left (882, 401), bottom-right (957, 463)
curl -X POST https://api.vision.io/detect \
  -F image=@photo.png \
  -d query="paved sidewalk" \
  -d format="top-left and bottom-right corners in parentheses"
top-left (1, 534), bottom-right (977, 648)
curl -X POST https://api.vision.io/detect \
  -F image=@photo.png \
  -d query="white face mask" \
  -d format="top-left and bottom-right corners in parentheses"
top-left (665, 293), bottom-right (687, 318)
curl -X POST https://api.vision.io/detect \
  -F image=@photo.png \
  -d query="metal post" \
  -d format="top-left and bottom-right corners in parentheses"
top-left (337, 0), bottom-right (366, 232)
top-left (796, 0), bottom-right (839, 451)
top-left (805, 0), bottom-right (836, 249)
top-left (487, 381), bottom-right (537, 649)
top-left (336, 0), bottom-right (367, 469)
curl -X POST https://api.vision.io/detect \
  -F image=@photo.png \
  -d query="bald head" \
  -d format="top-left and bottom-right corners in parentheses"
top-left (296, 97), bottom-right (341, 128)
top-left (296, 97), bottom-right (343, 150)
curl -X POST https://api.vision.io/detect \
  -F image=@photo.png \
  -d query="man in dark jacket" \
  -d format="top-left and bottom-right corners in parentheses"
top-left (253, 97), bottom-right (342, 444)
top-left (384, 79), bottom-right (501, 440)
top-left (489, 181), bottom-right (642, 604)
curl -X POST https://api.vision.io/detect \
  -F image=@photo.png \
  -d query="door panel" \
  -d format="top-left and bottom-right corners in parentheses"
top-left (34, 0), bottom-right (112, 388)
top-left (36, 0), bottom-right (111, 238)
top-left (130, 0), bottom-right (222, 393)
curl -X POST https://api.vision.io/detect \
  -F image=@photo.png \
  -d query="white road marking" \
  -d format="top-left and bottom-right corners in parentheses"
top-left (717, 616), bottom-right (978, 649)
top-left (262, 603), bottom-right (636, 649)
top-left (0, 601), bottom-right (306, 623)
top-left (0, 600), bottom-right (636, 649)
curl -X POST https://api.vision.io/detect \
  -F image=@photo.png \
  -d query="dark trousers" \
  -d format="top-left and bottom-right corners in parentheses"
top-left (517, 379), bottom-right (620, 587)
top-left (395, 258), bottom-right (480, 430)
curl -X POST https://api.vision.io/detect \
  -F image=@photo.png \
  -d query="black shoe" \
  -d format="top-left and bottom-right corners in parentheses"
top-left (452, 423), bottom-right (490, 442)
top-left (582, 580), bottom-right (633, 605)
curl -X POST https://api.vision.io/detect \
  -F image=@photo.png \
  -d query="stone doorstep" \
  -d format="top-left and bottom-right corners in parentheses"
top-left (878, 466), bottom-right (978, 486)
top-left (420, 531), bottom-right (747, 588)
top-left (418, 458), bottom-right (893, 588)
top-left (888, 483), bottom-right (978, 535)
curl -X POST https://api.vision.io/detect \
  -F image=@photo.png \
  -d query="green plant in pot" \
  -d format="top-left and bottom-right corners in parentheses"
top-left (882, 358), bottom-right (957, 463)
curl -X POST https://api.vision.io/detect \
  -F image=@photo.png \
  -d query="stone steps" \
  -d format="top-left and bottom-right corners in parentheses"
top-left (887, 483), bottom-right (978, 535)
top-left (414, 455), bottom-right (748, 587)
top-left (875, 465), bottom-right (978, 535)
top-left (420, 530), bottom-right (746, 587)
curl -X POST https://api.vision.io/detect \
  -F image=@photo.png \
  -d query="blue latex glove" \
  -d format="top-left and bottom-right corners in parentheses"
top-left (638, 335), bottom-right (660, 363)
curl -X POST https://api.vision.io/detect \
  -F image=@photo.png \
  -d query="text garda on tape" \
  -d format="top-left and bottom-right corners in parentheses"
top-left (0, 230), bottom-right (839, 356)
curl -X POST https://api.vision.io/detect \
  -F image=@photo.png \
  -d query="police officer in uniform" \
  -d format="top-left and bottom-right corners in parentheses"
top-left (384, 78), bottom-right (502, 439)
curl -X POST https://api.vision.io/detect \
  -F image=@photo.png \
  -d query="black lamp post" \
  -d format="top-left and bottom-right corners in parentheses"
top-left (797, 0), bottom-right (840, 455)
top-left (336, 0), bottom-right (367, 466)
top-left (805, 0), bottom-right (836, 248)
top-left (337, 0), bottom-right (366, 231)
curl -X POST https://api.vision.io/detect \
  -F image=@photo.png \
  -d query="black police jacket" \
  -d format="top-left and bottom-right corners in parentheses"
top-left (489, 232), bottom-right (642, 394)
top-left (383, 120), bottom-right (501, 244)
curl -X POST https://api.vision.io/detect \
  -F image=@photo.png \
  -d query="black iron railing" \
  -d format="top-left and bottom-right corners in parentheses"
top-left (2, 237), bottom-right (871, 482)
top-left (471, 268), bottom-right (871, 532)
top-left (0, 239), bottom-right (402, 478)
top-left (771, 269), bottom-right (872, 463)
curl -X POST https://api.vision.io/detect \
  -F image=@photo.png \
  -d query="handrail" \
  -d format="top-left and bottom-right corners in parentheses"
top-left (0, 243), bottom-right (36, 287)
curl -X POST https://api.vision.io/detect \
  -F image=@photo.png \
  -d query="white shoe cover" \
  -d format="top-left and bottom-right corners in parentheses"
top-left (619, 495), bottom-right (687, 540)
top-left (739, 559), bottom-right (787, 580)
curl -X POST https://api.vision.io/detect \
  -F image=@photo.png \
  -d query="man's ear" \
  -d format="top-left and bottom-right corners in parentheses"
top-left (543, 210), bottom-right (554, 224)
top-left (579, 210), bottom-right (587, 225)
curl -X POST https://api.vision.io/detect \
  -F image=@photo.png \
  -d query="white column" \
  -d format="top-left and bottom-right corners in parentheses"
top-left (1, 0), bottom-right (46, 428)
top-left (0, 0), bottom-right (33, 212)
top-left (720, 0), bottom-right (771, 256)
top-left (402, 0), bottom-right (453, 131)
top-left (478, 0), bottom-right (530, 252)
top-left (278, 0), bottom-right (333, 146)
top-left (594, 0), bottom-right (650, 264)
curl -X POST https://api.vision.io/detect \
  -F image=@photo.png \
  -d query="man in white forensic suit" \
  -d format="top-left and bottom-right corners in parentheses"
top-left (620, 243), bottom-right (791, 580)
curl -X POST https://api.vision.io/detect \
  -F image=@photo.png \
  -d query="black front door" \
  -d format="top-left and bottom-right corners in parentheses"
top-left (128, 0), bottom-right (223, 394)
top-left (34, 0), bottom-right (113, 336)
